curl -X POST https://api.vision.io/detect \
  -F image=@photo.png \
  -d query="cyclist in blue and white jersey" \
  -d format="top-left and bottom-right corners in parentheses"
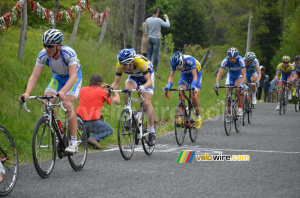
top-left (20, 29), bottom-right (82, 154)
top-left (164, 51), bottom-right (203, 129)
top-left (244, 52), bottom-right (261, 104)
top-left (214, 47), bottom-right (246, 117)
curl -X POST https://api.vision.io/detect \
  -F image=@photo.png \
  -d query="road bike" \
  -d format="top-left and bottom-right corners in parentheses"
top-left (21, 95), bottom-right (87, 178)
top-left (279, 81), bottom-right (290, 115)
top-left (294, 79), bottom-right (300, 112)
top-left (165, 89), bottom-right (198, 146)
top-left (0, 125), bottom-right (18, 196)
top-left (242, 83), bottom-right (256, 125)
top-left (109, 89), bottom-right (155, 160)
top-left (215, 86), bottom-right (242, 136)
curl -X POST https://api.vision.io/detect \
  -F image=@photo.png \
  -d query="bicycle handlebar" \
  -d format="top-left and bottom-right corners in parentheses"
top-left (108, 88), bottom-right (145, 101)
top-left (164, 88), bottom-right (196, 100)
top-left (20, 95), bottom-right (67, 113)
top-left (214, 86), bottom-right (238, 96)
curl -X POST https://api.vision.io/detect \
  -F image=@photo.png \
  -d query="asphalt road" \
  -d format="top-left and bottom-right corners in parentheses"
top-left (7, 103), bottom-right (300, 198)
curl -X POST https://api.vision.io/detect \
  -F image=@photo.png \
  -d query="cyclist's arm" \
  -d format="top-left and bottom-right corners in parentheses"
top-left (216, 68), bottom-right (225, 84)
top-left (167, 70), bottom-right (175, 83)
top-left (59, 64), bottom-right (77, 95)
top-left (143, 72), bottom-right (153, 89)
top-left (23, 65), bottom-right (43, 100)
top-left (111, 75), bottom-right (121, 90)
top-left (241, 68), bottom-right (246, 83)
top-left (191, 69), bottom-right (198, 81)
top-left (112, 92), bottom-right (120, 105)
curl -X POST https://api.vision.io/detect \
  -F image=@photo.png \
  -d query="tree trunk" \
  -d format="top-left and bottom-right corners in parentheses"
top-left (52, 0), bottom-right (59, 29)
top-left (71, 11), bottom-right (81, 46)
top-left (246, 9), bottom-right (253, 52)
top-left (18, 0), bottom-right (27, 61)
top-left (98, 7), bottom-right (110, 46)
top-left (132, 0), bottom-right (145, 53)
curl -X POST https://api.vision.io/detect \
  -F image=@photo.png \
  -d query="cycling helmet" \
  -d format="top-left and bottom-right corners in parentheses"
top-left (294, 55), bottom-right (300, 62)
top-left (42, 29), bottom-right (64, 44)
top-left (227, 47), bottom-right (239, 57)
top-left (117, 48), bottom-right (136, 64)
top-left (244, 52), bottom-right (256, 61)
top-left (170, 51), bottom-right (183, 70)
top-left (282, 56), bottom-right (290, 62)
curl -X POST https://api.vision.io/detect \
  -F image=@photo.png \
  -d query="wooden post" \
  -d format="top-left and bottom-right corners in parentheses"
top-left (246, 9), bottom-right (252, 52)
top-left (202, 50), bottom-right (216, 70)
top-left (183, 44), bottom-right (187, 54)
top-left (200, 49), bottom-right (210, 65)
top-left (132, 0), bottom-right (145, 52)
top-left (98, 7), bottom-right (110, 46)
top-left (51, 0), bottom-right (59, 29)
top-left (18, 0), bottom-right (27, 61)
top-left (71, 11), bottom-right (81, 46)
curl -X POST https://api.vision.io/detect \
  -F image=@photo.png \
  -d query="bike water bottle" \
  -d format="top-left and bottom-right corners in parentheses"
top-left (137, 110), bottom-right (143, 124)
top-left (185, 105), bottom-right (189, 115)
top-left (57, 120), bottom-right (65, 134)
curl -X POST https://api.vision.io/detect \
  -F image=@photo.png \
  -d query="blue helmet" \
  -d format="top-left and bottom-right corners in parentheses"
top-left (117, 48), bottom-right (136, 64)
top-left (170, 51), bottom-right (183, 70)
top-left (227, 47), bottom-right (239, 57)
top-left (42, 29), bottom-right (64, 44)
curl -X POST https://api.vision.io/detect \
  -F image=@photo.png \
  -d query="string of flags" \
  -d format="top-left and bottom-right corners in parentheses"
top-left (0, 0), bottom-right (110, 30)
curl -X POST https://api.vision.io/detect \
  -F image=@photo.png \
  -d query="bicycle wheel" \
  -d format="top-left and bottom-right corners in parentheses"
top-left (174, 103), bottom-right (186, 146)
top-left (141, 109), bottom-right (155, 155)
top-left (234, 104), bottom-right (242, 133)
top-left (118, 108), bottom-right (135, 160)
top-left (295, 89), bottom-right (299, 112)
top-left (224, 97), bottom-right (232, 136)
top-left (283, 90), bottom-right (288, 114)
top-left (32, 116), bottom-right (56, 178)
top-left (279, 90), bottom-right (284, 115)
top-left (0, 126), bottom-right (18, 196)
top-left (68, 114), bottom-right (88, 171)
top-left (188, 105), bottom-right (198, 142)
top-left (242, 94), bottom-right (247, 126)
top-left (247, 94), bottom-right (252, 124)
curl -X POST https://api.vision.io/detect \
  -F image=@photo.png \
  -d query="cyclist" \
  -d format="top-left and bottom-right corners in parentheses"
top-left (244, 52), bottom-right (261, 104)
top-left (111, 48), bottom-right (156, 146)
top-left (275, 56), bottom-right (295, 110)
top-left (292, 55), bottom-right (300, 97)
top-left (0, 161), bottom-right (4, 183)
top-left (214, 47), bottom-right (246, 117)
top-left (20, 29), bottom-right (82, 153)
top-left (163, 51), bottom-right (203, 129)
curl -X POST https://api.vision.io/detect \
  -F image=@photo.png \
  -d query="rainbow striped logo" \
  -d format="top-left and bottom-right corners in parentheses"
top-left (176, 151), bottom-right (196, 163)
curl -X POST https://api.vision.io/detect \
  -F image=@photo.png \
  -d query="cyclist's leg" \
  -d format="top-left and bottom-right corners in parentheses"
top-left (250, 74), bottom-right (258, 103)
top-left (125, 75), bottom-right (137, 103)
top-left (234, 76), bottom-right (244, 116)
top-left (178, 73), bottom-right (189, 121)
top-left (277, 79), bottom-right (284, 109)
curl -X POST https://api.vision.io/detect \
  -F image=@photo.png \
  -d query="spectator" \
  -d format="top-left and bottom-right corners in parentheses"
top-left (270, 77), bottom-right (278, 103)
top-left (146, 7), bottom-right (170, 72)
top-left (76, 74), bottom-right (120, 149)
top-left (141, 14), bottom-right (152, 57)
top-left (264, 75), bottom-right (270, 102)
top-left (257, 66), bottom-right (266, 100)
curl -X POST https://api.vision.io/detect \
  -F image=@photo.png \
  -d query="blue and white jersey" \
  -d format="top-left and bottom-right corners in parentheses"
top-left (220, 56), bottom-right (245, 77)
top-left (292, 62), bottom-right (300, 72)
top-left (244, 58), bottom-right (259, 75)
top-left (170, 55), bottom-right (201, 77)
top-left (36, 45), bottom-right (82, 76)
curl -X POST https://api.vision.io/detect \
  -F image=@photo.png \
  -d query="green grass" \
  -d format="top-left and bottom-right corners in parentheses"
top-left (0, 26), bottom-right (226, 164)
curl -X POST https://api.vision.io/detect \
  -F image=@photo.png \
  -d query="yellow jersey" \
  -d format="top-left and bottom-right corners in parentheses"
top-left (276, 63), bottom-right (295, 76)
top-left (116, 55), bottom-right (153, 77)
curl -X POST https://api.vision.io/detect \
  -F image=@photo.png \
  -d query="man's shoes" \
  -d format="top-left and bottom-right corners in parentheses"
top-left (148, 133), bottom-right (156, 146)
top-left (195, 118), bottom-right (202, 130)
top-left (65, 143), bottom-right (78, 154)
top-left (276, 104), bottom-right (280, 110)
top-left (288, 90), bottom-right (292, 100)
top-left (252, 97), bottom-right (257, 104)
top-left (237, 108), bottom-right (243, 117)
top-left (88, 137), bottom-right (102, 149)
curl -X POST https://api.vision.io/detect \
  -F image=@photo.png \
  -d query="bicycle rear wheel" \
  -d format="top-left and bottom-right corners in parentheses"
top-left (242, 94), bottom-right (247, 126)
top-left (224, 98), bottom-right (232, 136)
top-left (175, 103), bottom-right (186, 146)
top-left (68, 114), bottom-right (88, 171)
top-left (234, 104), bottom-right (242, 133)
top-left (0, 126), bottom-right (18, 196)
top-left (141, 109), bottom-right (155, 155)
top-left (32, 116), bottom-right (56, 178)
top-left (188, 105), bottom-right (198, 142)
top-left (247, 94), bottom-right (252, 124)
top-left (118, 108), bottom-right (135, 160)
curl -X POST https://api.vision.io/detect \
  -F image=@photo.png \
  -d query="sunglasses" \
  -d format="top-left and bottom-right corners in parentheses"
top-left (283, 62), bottom-right (289, 64)
top-left (245, 60), bottom-right (252, 62)
top-left (43, 44), bottom-right (58, 48)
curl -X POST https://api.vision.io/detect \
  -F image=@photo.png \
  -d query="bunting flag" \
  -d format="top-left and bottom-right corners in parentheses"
top-left (0, 0), bottom-right (110, 30)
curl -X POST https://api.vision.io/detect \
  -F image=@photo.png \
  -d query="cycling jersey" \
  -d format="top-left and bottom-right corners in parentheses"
top-left (276, 63), bottom-right (295, 76)
top-left (244, 58), bottom-right (259, 83)
top-left (292, 62), bottom-right (300, 73)
top-left (36, 45), bottom-right (82, 76)
top-left (116, 55), bottom-right (153, 77)
top-left (220, 56), bottom-right (245, 78)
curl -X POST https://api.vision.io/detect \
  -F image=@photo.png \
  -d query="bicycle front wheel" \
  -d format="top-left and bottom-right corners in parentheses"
top-left (242, 94), bottom-right (247, 126)
top-left (247, 95), bottom-right (252, 124)
top-left (68, 114), bottom-right (88, 171)
top-left (224, 98), bottom-right (232, 136)
top-left (283, 90), bottom-right (288, 114)
top-left (188, 105), bottom-right (198, 142)
top-left (175, 103), bottom-right (187, 146)
top-left (118, 109), bottom-right (135, 160)
top-left (0, 126), bottom-right (18, 196)
top-left (141, 109), bottom-right (155, 155)
top-left (234, 104), bottom-right (242, 133)
top-left (279, 90), bottom-right (284, 115)
top-left (32, 116), bottom-right (56, 178)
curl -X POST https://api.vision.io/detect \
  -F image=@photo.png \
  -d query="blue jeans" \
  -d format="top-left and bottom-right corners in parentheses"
top-left (84, 120), bottom-right (113, 142)
top-left (147, 37), bottom-right (161, 68)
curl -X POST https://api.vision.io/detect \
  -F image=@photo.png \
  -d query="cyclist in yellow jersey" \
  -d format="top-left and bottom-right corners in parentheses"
top-left (111, 49), bottom-right (156, 145)
top-left (275, 56), bottom-right (296, 110)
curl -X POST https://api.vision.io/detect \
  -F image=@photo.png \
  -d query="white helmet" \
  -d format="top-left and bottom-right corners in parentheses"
top-left (42, 29), bottom-right (64, 44)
